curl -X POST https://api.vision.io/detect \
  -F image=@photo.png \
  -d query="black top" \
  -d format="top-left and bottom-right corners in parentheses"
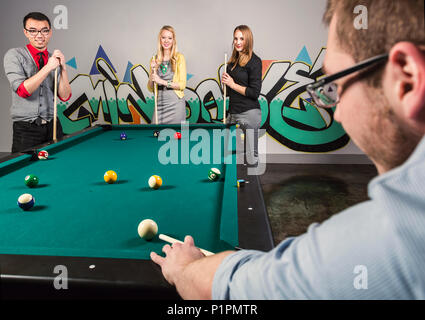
top-left (226, 52), bottom-right (262, 114)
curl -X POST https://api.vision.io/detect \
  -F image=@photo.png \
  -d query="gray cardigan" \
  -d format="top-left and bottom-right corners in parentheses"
top-left (4, 46), bottom-right (57, 122)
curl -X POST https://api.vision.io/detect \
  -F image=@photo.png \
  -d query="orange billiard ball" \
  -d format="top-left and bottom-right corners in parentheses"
top-left (148, 175), bottom-right (162, 189)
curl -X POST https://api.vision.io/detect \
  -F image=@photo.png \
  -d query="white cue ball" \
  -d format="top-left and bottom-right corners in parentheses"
top-left (138, 219), bottom-right (158, 240)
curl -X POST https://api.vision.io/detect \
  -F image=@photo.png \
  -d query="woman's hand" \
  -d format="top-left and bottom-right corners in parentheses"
top-left (150, 72), bottom-right (162, 84)
top-left (151, 58), bottom-right (158, 71)
top-left (222, 72), bottom-right (235, 89)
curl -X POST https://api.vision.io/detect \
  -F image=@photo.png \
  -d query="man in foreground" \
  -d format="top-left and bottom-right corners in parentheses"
top-left (151, 0), bottom-right (425, 299)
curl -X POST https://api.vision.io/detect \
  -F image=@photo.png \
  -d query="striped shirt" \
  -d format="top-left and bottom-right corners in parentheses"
top-left (213, 136), bottom-right (425, 299)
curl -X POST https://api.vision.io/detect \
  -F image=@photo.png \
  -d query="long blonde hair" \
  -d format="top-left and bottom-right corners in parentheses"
top-left (155, 25), bottom-right (179, 72)
top-left (228, 25), bottom-right (254, 70)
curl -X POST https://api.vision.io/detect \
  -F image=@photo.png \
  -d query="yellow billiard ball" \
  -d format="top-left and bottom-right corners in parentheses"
top-left (138, 219), bottom-right (158, 240)
top-left (148, 175), bottom-right (162, 189)
top-left (104, 170), bottom-right (118, 184)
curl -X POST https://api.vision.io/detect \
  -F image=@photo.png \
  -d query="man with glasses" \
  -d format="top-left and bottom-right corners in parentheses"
top-left (151, 0), bottom-right (425, 299)
top-left (4, 12), bottom-right (71, 153)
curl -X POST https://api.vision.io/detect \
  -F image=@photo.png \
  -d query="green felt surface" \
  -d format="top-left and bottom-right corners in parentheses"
top-left (0, 125), bottom-right (237, 260)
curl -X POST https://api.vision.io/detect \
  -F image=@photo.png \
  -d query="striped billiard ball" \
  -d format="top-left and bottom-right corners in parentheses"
top-left (18, 193), bottom-right (35, 211)
top-left (208, 168), bottom-right (221, 181)
top-left (38, 150), bottom-right (49, 160)
top-left (148, 175), bottom-right (162, 189)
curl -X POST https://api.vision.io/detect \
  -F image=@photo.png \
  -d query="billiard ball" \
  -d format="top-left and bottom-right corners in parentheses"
top-left (120, 132), bottom-right (127, 140)
top-left (137, 219), bottom-right (158, 240)
top-left (17, 193), bottom-right (35, 211)
top-left (38, 150), bottom-right (49, 160)
top-left (154, 131), bottom-right (160, 137)
top-left (208, 168), bottom-right (221, 181)
top-left (148, 175), bottom-right (162, 189)
top-left (104, 170), bottom-right (118, 184)
top-left (174, 132), bottom-right (181, 139)
top-left (24, 174), bottom-right (39, 188)
top-left (237, 179), bottom-right (246, 188)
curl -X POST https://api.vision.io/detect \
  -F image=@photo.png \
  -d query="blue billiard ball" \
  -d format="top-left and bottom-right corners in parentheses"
top-left (18, 193), bottom-right (35, 211)
top-left (120, 132), bottom-right (127, 140)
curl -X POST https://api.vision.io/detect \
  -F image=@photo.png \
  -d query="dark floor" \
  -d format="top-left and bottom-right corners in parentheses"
top-left (260, 163), bottom-right (378, 246)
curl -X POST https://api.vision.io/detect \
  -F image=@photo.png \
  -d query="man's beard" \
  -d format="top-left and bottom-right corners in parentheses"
top-left (361, 89), bottom-right (422, 173)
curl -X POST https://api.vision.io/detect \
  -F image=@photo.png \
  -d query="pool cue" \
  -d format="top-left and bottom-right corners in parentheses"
top-left (159, 234), bottom-right (214, 256)
top-left (53, 66), bottom-right (58, 142)
top-left (152, 55), bottom-right (158, 124)
top-left (223, 53), bottom-right (227, 124)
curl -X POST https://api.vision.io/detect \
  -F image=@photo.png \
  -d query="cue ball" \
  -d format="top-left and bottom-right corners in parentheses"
top-left (138, 219), bottom-right (158, 240)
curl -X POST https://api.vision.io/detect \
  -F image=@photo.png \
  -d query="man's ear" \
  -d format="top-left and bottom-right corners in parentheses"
top-left (386, 42), bottom-right (425, 122)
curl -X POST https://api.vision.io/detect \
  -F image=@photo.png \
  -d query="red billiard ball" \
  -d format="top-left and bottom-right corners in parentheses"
top-left (174, 132), bottom-right (181, 140)
top-left (38, 150), bottom-right (49, 160)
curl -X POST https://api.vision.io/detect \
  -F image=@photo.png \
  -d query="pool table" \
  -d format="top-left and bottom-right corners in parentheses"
top-left (0, 124), bottom-right (273, 299)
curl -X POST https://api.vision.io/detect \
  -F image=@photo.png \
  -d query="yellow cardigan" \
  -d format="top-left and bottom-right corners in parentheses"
top-left (148, 52), bottom-right (186, 99)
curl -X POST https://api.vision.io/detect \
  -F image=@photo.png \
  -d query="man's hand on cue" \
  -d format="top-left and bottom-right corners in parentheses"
top-left (150, 235), bottom-right (205, 286)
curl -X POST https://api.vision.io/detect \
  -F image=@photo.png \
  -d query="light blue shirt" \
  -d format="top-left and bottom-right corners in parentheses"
top-left (213, 136), bottom-right (425, 299)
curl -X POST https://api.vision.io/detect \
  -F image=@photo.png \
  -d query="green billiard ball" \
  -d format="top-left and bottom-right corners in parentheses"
top-left (24, 174), bottom-right (39, 188)
top-left (208, 168), bottom-right (221, 181)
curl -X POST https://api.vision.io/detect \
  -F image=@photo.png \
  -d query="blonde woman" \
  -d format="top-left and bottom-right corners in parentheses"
top-left (148, 25), bottom-right (187, 124)
top-left (222, 25), bottom-right (262, 165)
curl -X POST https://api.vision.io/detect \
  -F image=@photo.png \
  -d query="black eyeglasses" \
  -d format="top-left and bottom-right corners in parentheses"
top-left (306, 53), bottom-right (389, 108)
top-left (25, 28), bottom-right (50, 37)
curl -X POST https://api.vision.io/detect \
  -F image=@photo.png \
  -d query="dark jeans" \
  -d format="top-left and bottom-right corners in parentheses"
top-left (12, 119), bottom-right (63, 153)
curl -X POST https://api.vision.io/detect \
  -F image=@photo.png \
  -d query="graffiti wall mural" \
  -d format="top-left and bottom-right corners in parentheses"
top-left (59, 45), bottom-right (349, 153)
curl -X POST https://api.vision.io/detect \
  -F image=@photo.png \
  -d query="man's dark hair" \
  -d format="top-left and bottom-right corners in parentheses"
top-left (23, 12), bottom-right (51, 29)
